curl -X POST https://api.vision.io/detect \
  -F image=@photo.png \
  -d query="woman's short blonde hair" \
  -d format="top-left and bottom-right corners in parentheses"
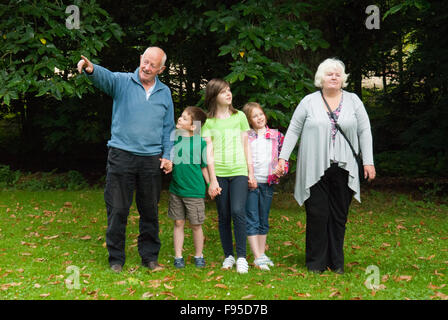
top-left (314, 58), bottom-right (349, 88)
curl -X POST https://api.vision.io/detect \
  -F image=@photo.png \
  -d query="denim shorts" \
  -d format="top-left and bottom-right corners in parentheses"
top-left (246, 183), bottom-right (274, 236)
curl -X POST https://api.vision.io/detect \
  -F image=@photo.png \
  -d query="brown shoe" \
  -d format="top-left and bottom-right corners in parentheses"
top-left (110, 264), bottom-right (123, 273)
top-left (145, 261), bottom-right (163, 271)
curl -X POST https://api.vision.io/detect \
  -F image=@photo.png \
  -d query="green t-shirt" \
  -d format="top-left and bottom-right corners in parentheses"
top-left (169, 135), bottom-right (207, 198)
top-left (201, 110), bottom-right (250, 177)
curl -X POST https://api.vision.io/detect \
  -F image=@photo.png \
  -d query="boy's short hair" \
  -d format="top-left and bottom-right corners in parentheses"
top-left (185, 106), bottom-right (207, 127)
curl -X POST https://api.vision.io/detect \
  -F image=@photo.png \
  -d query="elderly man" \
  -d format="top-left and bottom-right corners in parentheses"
top-left (77, 47), bottom-right (175, 273)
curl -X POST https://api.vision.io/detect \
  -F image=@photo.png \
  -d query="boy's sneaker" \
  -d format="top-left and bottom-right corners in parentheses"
top-left (174, 257), bottom-right (185, 269)
top-left (254, 257), bottom-right (270, 271)
top-left (194, 256), bottom-right (206, 268)
top-left (222, 255), bottom-right (236, 269)
top-left (261, 254), bottom-right (274, 267)
top-left (236, 257), bottom-right (249, 274)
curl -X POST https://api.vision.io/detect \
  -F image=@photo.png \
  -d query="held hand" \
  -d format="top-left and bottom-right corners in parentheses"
top-left (248, 175), bottom-right (257, 190)
top-left (159, 158), bottom-right (173, 174)
top-left (77, 55), bottom-right (94, 74)
top-left (364, 165), bottom-right (376, 182)
top-left (208, 180), bottom-right (221, 200)
top-left (274, 159), bottom-right (286, 177)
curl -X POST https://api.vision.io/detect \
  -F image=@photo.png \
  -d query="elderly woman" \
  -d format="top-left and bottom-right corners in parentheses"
top-left (276, 58), bottom-right (375, 274)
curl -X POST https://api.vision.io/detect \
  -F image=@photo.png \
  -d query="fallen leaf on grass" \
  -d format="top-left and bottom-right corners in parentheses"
top-left (346, 261), bottom-right (360, 267)
top-left (418, 255), bottom-right (436, 260)
top-left (395, 275), bottom-right (412, 282)
top-left (428, 283), bottom-right (446, 290)
top-left (215, 275), bottom-right (224, 281)
top-left (127, 287), bottom-right (136, 295)
top-left (214, 284), bottom-right (228, 289)
top-left (88, 289), bottom-right (100, 296)
top-left (40, 293), bottom-right (50, 298)
top-left (160, 291), bottom-right (177, 299)
top-left (242, 294), bottom-right (256, 300)
top-left (21, 241), bottom-right (37, 248)
top-left (295, 292), bottom-right (311, 298)
top-left (148, 282), bottom-right (161, 288)
top-left (1, 282), bottom-right (22, 290)
top-left (44, 235), bottom-right (59, 240)
top-left (162, 275), bottom-right (175, 282)
top-left (142, 292), bottom-right (154, 299)
top-left (164, 283), bottom-right (174, 290)
top-left (80, 235), bottom-right (91, 240)
top-left (431, 292), bottom-right (448, 300)
top-left (329, 290), bottom-right (341, 298)
top-left (363, 280), bottom-right (386, 290)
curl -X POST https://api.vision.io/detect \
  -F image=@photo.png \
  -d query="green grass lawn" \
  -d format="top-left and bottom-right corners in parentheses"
top-left (0, 188), bottom-right (447, 300)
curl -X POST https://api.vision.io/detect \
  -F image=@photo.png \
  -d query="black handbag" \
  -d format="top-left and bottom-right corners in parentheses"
top-left (320, 90), bottom-right (366, 182)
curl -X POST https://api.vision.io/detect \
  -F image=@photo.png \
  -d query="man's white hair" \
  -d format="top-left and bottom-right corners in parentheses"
top-left (142, 46), bottom-right (167, 67)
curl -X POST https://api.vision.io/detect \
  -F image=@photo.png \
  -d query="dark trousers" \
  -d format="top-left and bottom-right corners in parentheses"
top-left (304, 163), bottom-right (353, 271)
top-left (215, 176), bottom-right (248, 258)
top-left (104, 147), bottom-right (162, 266)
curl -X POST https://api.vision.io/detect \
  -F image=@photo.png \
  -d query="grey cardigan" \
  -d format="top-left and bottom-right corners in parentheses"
top-left (279, 90), bottom-right (374, 205)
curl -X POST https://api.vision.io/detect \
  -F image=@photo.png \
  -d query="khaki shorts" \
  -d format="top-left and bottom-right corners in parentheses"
top-left (168, 193), bottom-right (205, 225)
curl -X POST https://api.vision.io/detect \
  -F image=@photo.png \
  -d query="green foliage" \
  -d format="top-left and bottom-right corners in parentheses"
top-left (203, 0), bottom-right (327, 128)
top-left (144, 0), bottom-right (327, 129)
top-left (0, 164), bottom-right (21, 187)
top-left (371, 0), bottom-right (448, 175)
top-left (375, 151), bottom-right (448, 178)
top-left (0, 166), bottom-right (89, 191)
top-left (0, 0), bottom-right (123, 106)
top-left (383, 0), bottom-right (430, 20)
top-left (143, 1), bottom-right (233, 115)
top-left (32, 95), bottom-right (111, 153)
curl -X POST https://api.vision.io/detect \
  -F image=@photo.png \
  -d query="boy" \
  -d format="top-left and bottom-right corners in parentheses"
top-left (168, 106), bottom-right (209, 268)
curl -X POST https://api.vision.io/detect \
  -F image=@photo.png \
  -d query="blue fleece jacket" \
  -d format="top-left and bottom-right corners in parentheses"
top-left (87, 64), bottom-right (174, 159)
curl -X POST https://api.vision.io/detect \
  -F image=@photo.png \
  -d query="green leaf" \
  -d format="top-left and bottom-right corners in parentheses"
top-left (383, 4), bottom-right (404, 20)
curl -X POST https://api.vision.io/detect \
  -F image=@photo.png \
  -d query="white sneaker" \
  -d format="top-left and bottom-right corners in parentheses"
top-left (236, 257), bottom-right (249, 274)
top-left (254, 257), bottom-right (270, 271)
top-left (222, 255), bottom-right (236, 269)
top-left (261, 254), bottom-right (274, 267)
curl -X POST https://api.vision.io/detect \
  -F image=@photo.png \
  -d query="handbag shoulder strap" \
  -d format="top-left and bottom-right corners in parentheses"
top-left (320, 90), bottom-right (360, 159)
